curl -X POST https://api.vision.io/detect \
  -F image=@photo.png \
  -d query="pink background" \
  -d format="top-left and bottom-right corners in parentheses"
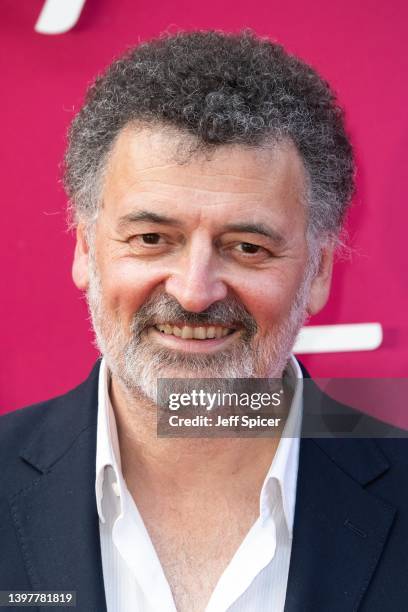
top-left (1, 1), bottom-right (407, 424)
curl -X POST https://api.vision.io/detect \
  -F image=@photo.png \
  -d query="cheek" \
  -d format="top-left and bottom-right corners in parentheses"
top-left (233, 271), bottom-right (304, 328)
top-left (97, 261), bottom-right (165, 322)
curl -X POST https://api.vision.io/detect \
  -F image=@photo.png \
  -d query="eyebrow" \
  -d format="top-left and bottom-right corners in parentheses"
top-left (116, 210), bottom-right (182, 232)
top-left (116, 210), bottom-right (286, 245)
top-left (222, 222), bottom-right (286, 245)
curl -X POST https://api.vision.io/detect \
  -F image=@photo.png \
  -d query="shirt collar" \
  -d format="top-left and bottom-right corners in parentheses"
top-left (95, 358), bottom-right (124, 523)
top-left (95, 355), bottom-right (303, 533)
top-left (259, 355), bottom-right (303, 538)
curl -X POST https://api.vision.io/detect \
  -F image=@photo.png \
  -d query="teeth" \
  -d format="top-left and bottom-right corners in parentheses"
top-left (207, 326), bottom-right (216, 338)
top-left (155, 324), bottom-right (233, 340)
top-left (193, 327), bottom-right (207, 340)
top-left (181, 327), bottom-right (193, 339)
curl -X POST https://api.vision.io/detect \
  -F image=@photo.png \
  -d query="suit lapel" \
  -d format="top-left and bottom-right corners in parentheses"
top-left (8, 358), bottom-right (398, 612)
top-left (9, 361), bottom-right (106, 612)
top-left (284, 437), bottom-right (396, 612)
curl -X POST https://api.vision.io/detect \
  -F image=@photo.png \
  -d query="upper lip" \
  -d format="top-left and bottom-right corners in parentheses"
top-left (151, 322), bottom-right (240, 329)
top-left (153, 323), bottom-right (238, 339)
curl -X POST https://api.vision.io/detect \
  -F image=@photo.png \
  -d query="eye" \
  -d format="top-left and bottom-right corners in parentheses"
top-left (238, 242), bottom-right (262, 254)
top-left (226, 241), bottom-right (274, 264)
top-left (234, 242), bottom-right (270, 257)
top-left (140, 233), bottom-right (161, 244)
top-left (128, 233), bottom-right (163, 246)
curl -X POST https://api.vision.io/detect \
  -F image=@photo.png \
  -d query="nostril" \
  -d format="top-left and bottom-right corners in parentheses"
top-left (164, 273), bottom-right (229, 314)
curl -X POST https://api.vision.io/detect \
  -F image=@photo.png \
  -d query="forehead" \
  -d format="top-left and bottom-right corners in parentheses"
top-left (100, 125), bottom-right (308, 227)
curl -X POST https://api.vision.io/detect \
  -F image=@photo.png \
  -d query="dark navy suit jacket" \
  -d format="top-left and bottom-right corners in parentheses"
top-left (1, 360), bottom-right (408, 611)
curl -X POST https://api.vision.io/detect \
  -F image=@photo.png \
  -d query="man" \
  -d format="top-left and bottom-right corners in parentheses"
top-left (1, 30), bottom-right (407, 612)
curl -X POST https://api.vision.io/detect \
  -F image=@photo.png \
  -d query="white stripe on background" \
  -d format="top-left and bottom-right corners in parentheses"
top-left (35, 0), bottom-right (87, 34)
top-left (294, 323), bottom-right (383, 354)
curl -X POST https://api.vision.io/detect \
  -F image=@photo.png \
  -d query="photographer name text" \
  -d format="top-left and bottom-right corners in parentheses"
top-left (168, 415), bottom-right (282, 428)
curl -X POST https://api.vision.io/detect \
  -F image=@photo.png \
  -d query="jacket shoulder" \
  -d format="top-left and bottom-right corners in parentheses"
top-left (0, 361), bottom-right (101, 471)
top-left (0, 392), bottom-right (73, 451)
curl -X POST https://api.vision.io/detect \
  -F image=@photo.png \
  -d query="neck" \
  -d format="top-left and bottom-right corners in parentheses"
top-left (110, 374), bottom-right (281, 501)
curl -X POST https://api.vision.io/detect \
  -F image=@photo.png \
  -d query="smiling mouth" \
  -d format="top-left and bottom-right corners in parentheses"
top-left (154, 324), bottom-right (236, 340)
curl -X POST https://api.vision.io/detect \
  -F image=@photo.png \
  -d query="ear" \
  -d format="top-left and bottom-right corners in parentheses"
top-left (306, 243), bottom-right (334, 316)
top-left (72, 224), bottom-right (90, 290)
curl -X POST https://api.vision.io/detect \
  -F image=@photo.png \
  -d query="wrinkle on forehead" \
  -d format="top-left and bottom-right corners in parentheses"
top-left (104, 125), bottom-right (307, 204)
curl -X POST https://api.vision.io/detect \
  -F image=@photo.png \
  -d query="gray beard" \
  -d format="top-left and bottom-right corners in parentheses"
top-left (86, 253), bottom-right (311, 404)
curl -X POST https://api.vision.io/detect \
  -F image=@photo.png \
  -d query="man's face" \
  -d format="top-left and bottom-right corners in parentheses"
top-left (73, 126), bottom-right (333, 400)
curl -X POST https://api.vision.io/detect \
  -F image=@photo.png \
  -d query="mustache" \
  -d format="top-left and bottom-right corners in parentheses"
top-left (130, 293), bottom-right (258, 337)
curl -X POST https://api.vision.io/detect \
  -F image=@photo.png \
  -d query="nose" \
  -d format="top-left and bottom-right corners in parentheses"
top-left (164, 235), bottom-right (228, 312)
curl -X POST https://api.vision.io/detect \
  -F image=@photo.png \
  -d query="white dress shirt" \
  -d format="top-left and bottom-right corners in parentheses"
top-left (96, 357), bottom-right (303, 612)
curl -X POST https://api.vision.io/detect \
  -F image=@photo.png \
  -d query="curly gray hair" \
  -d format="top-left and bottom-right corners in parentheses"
top-left (64, 30), bottom-right (354, 244)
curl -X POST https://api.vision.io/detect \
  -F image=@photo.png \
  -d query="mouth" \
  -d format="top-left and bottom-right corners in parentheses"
top-left (147, 323), bottom-right (241, 353)
top-left (154, 324), bottom-right (235, 339)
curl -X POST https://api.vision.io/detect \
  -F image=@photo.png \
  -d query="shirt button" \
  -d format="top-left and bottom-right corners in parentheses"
top-left (111, 481), bottom-right (120, 497)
